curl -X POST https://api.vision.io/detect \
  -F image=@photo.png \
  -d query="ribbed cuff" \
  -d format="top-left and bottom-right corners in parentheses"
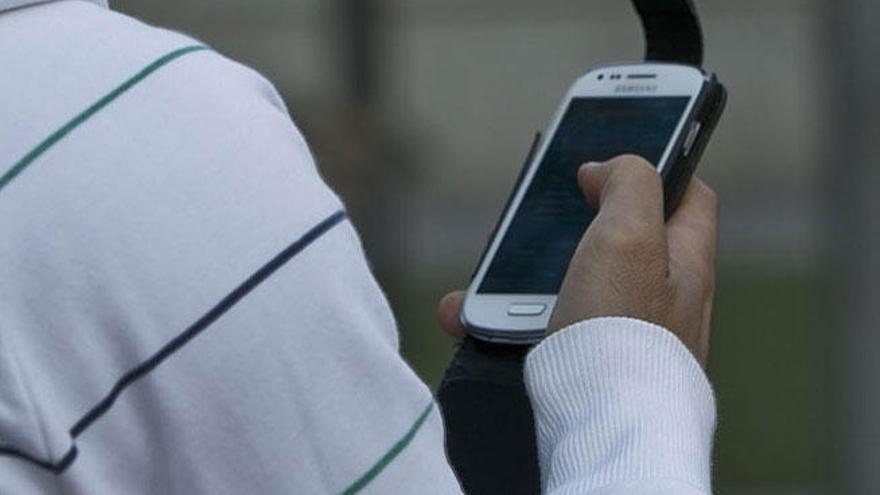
top-left (524, 317), bottom-right (715, 494)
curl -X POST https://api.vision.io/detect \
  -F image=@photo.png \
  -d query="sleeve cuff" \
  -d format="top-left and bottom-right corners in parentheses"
top-left (524, 317), bottom-right (715, 494)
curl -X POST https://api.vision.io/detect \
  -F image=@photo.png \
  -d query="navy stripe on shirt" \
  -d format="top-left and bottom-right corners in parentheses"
top-left (0, 210), bottom-right (348, 473)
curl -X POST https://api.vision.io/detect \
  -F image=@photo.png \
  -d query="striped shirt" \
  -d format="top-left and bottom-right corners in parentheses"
top-left (0, 1), bottom-right (715, 494)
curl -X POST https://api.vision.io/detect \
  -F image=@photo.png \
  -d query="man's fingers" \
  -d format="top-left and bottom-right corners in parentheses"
top-left (437, 291), bottom-right (467, 339)
top-left (667, 177), bottom-right (719, 275)
top-left (666, 178), bottom-right (718, 369)
top-left (577, 155), bottom-right (665, 234)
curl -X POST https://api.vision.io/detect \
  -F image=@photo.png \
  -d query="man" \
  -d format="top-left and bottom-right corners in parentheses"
top-left (0, 0), bottom-right (718, 493)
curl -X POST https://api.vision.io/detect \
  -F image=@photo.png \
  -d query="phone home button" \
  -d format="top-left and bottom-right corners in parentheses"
top-left (507, 303), bottom-right (547, 316)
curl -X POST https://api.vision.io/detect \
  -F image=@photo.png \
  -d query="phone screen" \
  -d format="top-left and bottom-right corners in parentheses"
top-left (477, 96), bottom-right (690, 295)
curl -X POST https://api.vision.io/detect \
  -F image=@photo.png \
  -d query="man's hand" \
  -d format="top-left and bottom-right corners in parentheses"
top-left (437, 155), bottom-right (718, 367)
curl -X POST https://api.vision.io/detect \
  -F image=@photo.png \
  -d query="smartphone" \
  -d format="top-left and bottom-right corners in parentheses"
top-left (462, 62), bottom-right (726, 344)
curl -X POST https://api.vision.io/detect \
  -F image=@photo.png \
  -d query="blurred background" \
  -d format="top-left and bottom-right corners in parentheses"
top-left (112, 1), bottom-right (880, 493)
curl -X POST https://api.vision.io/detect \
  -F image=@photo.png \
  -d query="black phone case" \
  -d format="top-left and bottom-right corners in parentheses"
top-left (661, 73), bottom-right (727, 219)
top-left (436, 338), bottom-right (540, 494)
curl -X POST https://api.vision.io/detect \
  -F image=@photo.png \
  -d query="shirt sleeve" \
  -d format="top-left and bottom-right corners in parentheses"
top-left (524, 317), bottom-right (716, 495)
top-left (0, 6), bottom-right (466, 491)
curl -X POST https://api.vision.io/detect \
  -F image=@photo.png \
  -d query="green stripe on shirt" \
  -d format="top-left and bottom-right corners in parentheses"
top-left (0, 44), bottom-right (209, 194)
top-left (340, 401), bottom-right (436, 495)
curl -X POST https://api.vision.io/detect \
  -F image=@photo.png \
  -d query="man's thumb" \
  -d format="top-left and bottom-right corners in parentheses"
top-left (576, 155), bottom-right (664, 227)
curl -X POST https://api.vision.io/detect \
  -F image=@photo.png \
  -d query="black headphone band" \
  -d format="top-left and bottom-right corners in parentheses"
top-left (631, 0), bottom-right (704, 67)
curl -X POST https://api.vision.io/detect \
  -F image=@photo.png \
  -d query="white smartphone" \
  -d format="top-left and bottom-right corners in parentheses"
top-left (462, 62), bottom-right (726, 344)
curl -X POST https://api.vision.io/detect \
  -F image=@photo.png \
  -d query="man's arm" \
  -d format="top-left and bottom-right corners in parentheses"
top-left (526, 318), bottom-right (714, 494)
top-left (0, 4), bottom-right (466, 490)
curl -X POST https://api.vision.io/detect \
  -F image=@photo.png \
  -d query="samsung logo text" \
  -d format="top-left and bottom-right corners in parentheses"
top-left (614, 84), bottom-right (658, 93)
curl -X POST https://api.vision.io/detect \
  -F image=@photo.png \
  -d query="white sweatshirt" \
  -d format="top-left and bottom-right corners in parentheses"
top-left (0, 1), bottom-right (715, 493)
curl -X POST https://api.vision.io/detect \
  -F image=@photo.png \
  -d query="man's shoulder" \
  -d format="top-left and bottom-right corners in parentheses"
top-left (1, 0), bottom-right (327, 205)
top-left (2, 1), bottom-right (204, 72)
top-left (1, 0), bottom-right (286, 112)
top-left (0, 1), bottom-right (342, 284)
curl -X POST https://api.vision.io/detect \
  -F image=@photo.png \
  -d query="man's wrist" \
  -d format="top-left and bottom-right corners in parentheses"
top-left (524, 317), bottom-right (715, 493)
